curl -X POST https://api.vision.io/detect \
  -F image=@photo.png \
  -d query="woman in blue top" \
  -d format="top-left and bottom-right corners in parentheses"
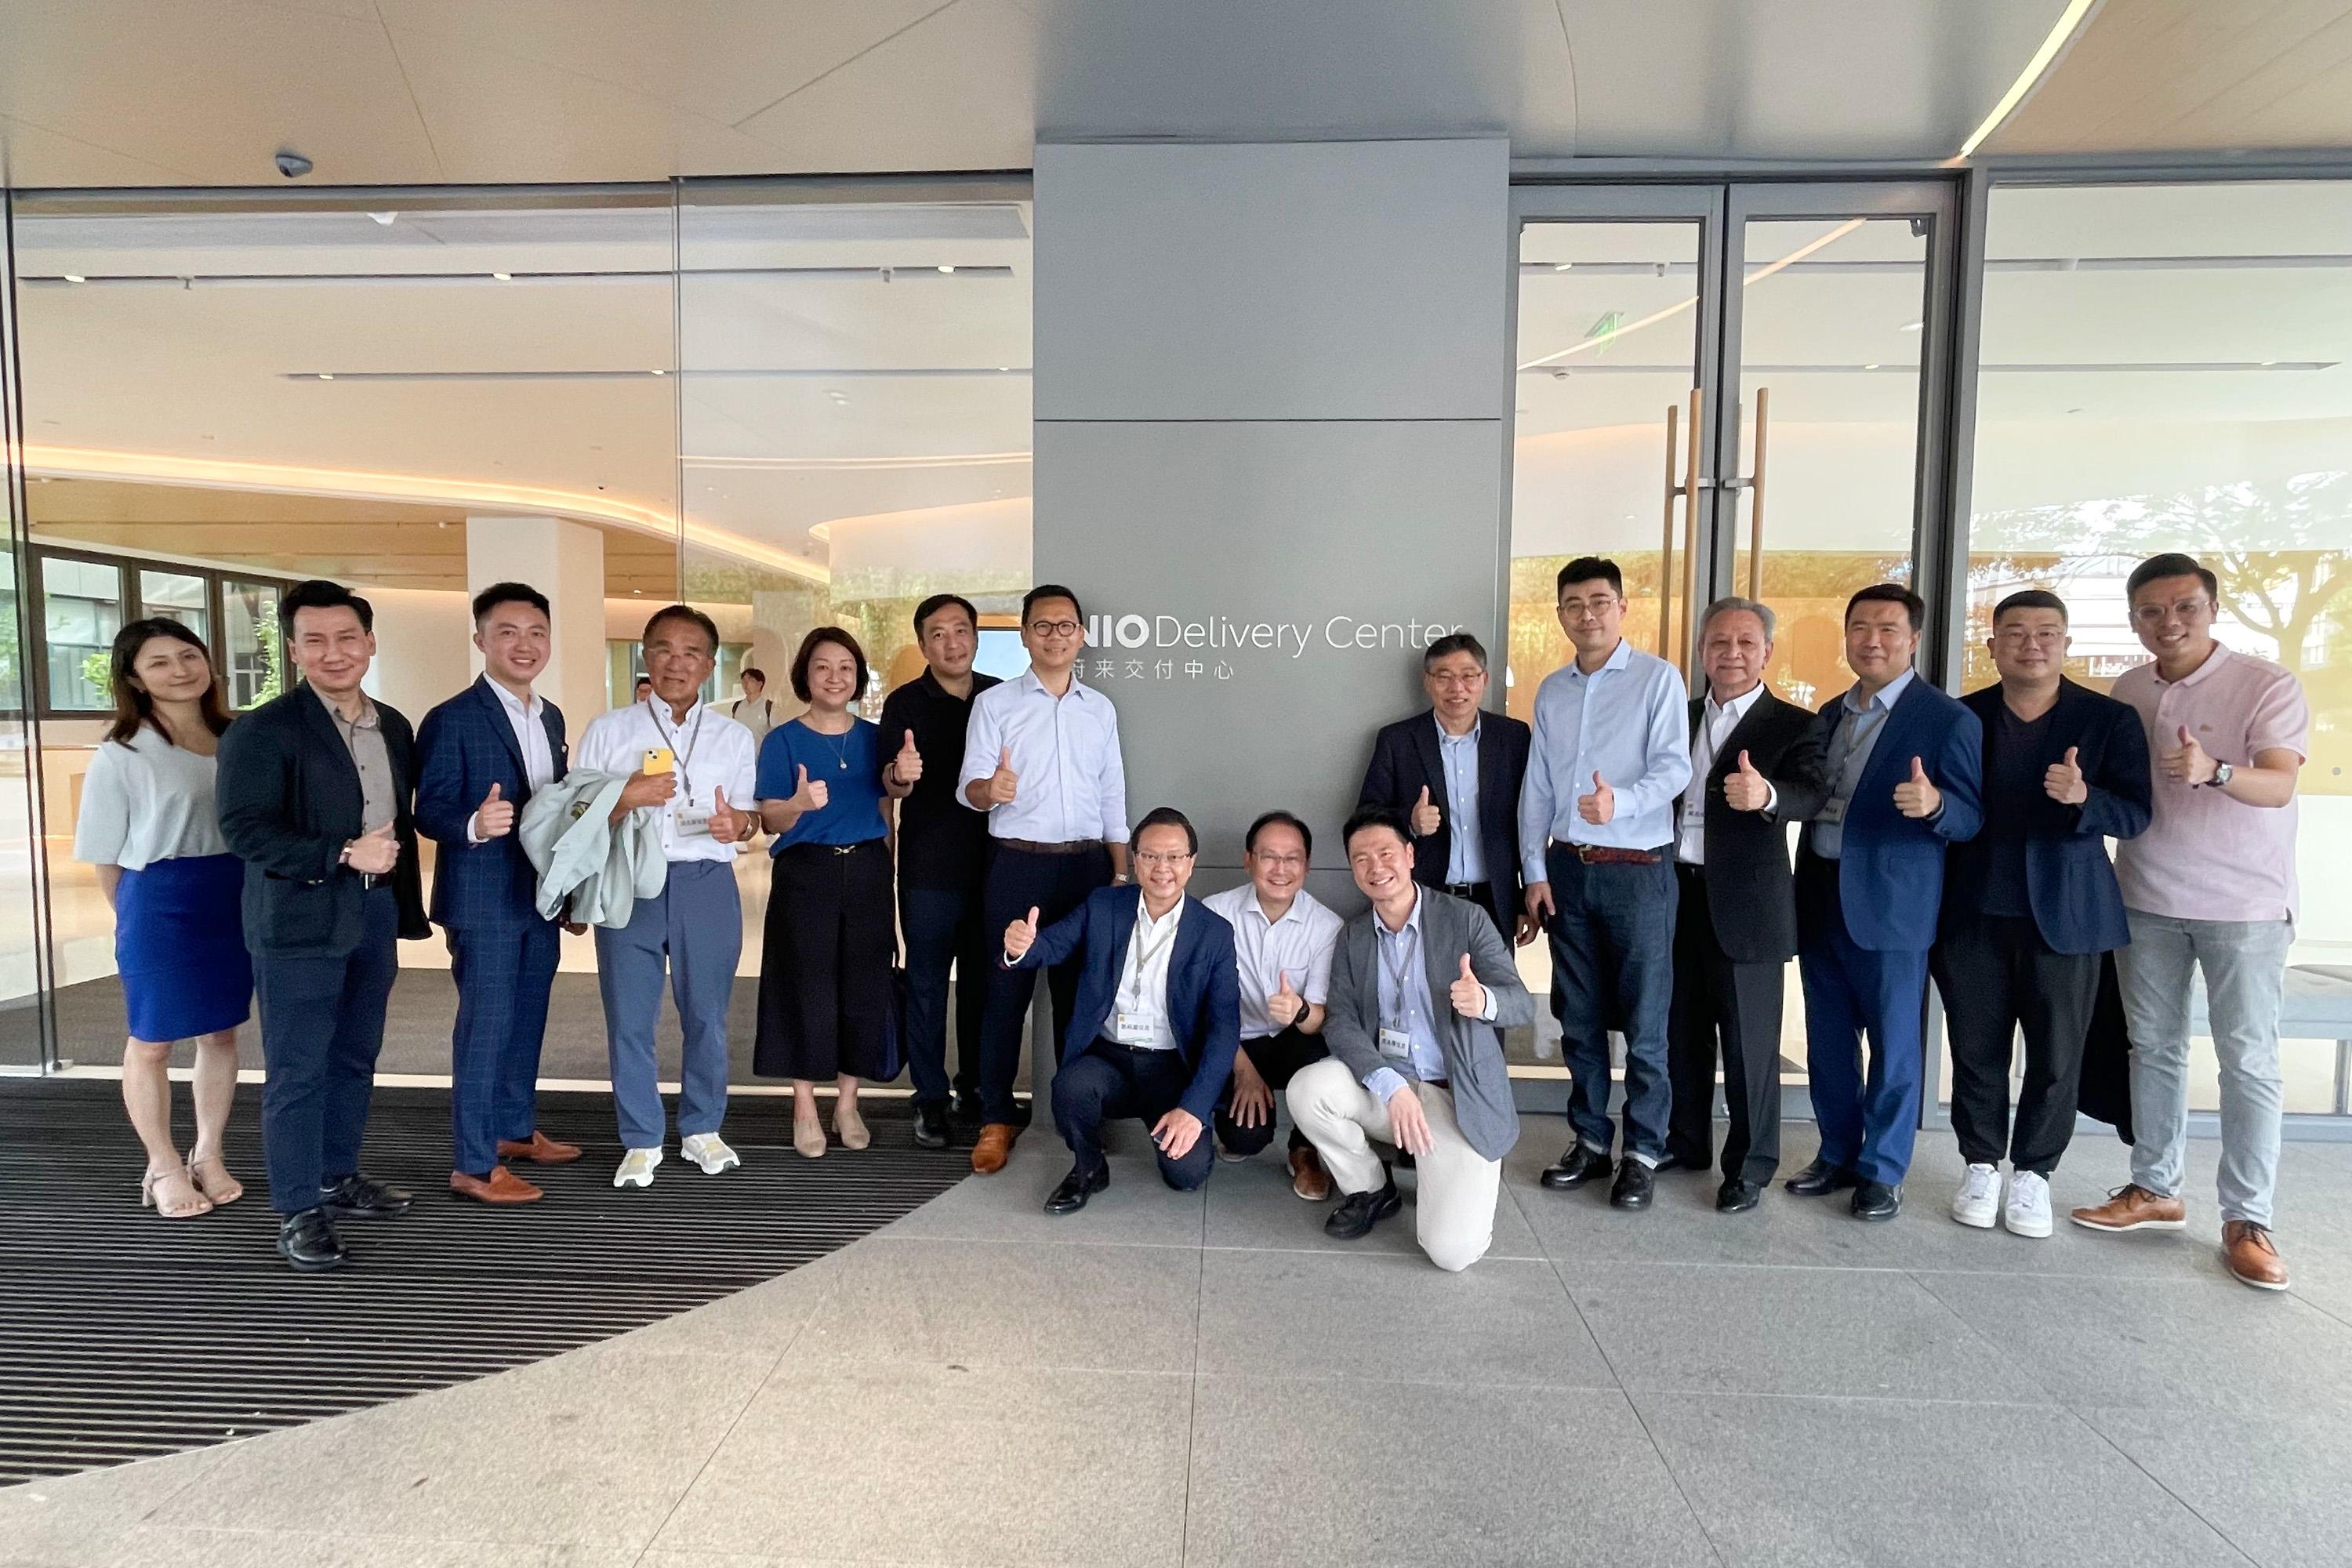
top-left (754, 626), bottom-right (895, 1158)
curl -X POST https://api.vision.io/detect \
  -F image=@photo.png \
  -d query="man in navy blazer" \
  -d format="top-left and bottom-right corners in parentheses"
top-left (1754, 585), bottom-right (1983, 1221)
top-left (1000, 806), bottom-right (1240, 1214)
top-left (414, 583), bottom-right (581, 1205)
top-left (1932, 590), bottom-right (2150, 1239)
top-left (1357, 633), bottom-right (1534, 944)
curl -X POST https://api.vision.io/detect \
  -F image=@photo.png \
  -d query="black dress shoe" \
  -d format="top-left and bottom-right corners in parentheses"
top-left (1851, 1181), bottom-right (1902, 1221)
top-left (1783, 1158), bottom-right (1861, 1197)
top-left (952, 1088), bottom-right (985, 1125)
top-left (1653, 1149), bottom-right (1708, 1174)
top-left (1610, 1160), bottom-right (1655, 1210)
top-left (277, 1207), bottom-right (347, 1272)
top-left (1044, 1164), bottom-right (1109, 1215)
top-left (1539, 1145), bottom-right (1614, 1191)
top-left (1716, 1178), bottom-right (1762, 1214)
top-left (1323, 1173), bottom-right (1403, 1240)
top-left (912, 1101), bottom-right (950, 1149)
top-left (319, 1174), bottom-right (412, 1219)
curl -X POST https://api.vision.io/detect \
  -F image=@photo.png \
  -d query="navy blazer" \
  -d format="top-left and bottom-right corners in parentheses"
top-left (1941, 679), bottom-right (2151, 956)
top-left (1008, 887), bottom-right (1241, 1126)
top-left (414, 677), bottom-right (569, 932)
top-left (1358, 707), bottom-right (1532, 937)
top-left (1786, 676), bottom-right (1984, 953)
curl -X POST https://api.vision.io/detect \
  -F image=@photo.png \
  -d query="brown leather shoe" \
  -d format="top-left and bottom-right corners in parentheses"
top-left (971, 1123), bottom-right (1019, 1175)
top-left (2069, 1183), bottom-right (2186, 1232)
top-left (2223, 1219), bottom-right (2289, 1291)
top-left (1289, 1145), bottom-right (1333, 1202)
top-left (451, 1166), bottom-right (544, 1204)
top-left (497, 1131), bottom-right (583, 1165)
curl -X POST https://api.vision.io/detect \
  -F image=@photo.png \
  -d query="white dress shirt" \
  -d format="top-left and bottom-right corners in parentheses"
top-left (957, 668), bottom-right (1129, 845)
top-left (1675, 682), bottom-right (1766, 867)
top-left (1112, 893), bottom-right (1184, 1051)
top-left (467, 681), bottom-right (557, 844)
top-left (576, 699), bottom-right (758, 865)
top-left (1202, 884), bottom-right (1342, 1040)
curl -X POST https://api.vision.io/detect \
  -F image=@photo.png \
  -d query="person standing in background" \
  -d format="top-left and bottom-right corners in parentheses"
top-left (415, 581), bottom-right (582, 1207)
top-left (880, 593), bottom-right (1002, 1149)
top-left (576, 604), bottom-right (759, 1190)
top-left (728, 666), bottom-right (776, 750)
top-left (75, 619), bottom-right (252, 1220)
top-left (217, 579), bottom-right (430, 1272)
top-left (756, 627), bottom-right (896, 1159)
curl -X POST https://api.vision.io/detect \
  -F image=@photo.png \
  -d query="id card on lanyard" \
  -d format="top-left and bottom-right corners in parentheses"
top-left (1114, 903), bottom-right (1180, 1046)
top-left (648, 699), bottom-right (713, 836)
top-left (1377, 925), bottom-right (1418, 1061)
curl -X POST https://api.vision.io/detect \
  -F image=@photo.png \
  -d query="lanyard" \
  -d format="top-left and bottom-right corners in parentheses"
top-left (1121, 900), bottom-right (1181, 1009)
top-left (647, 699), bottom-right (708, 799)
top-left (1379, 924), bottom-right (1421, 1026)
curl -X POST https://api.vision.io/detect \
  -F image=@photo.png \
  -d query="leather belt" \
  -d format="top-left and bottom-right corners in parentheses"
top-left (1440, 880), bottom-right (1489, 900)
top-left (1000, 837), bottom-right (1102, 856)
top-left (1552, 840), bottom-right (1664, 866)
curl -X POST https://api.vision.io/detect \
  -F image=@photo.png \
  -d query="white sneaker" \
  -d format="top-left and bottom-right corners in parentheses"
top-left (2004, 1169), bottom-right (2053, 1238)
top-left (680, 1133), bottom-right (741, 1174)
top-left (1951, 1162), bottom-right (2001, 1229)
top-left (614, 1147), bottom-right (663, 1189)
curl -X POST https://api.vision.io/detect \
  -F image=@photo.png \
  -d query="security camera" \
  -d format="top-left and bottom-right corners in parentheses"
top-left (274, 150), bottom-right (314, 180)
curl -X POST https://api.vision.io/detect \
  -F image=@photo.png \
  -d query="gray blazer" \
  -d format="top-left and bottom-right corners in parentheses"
top-left (1323, 888), bottom-right (1531, 1162)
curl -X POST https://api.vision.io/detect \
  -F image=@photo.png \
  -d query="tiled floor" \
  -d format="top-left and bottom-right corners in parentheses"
top-left (7, 1116), bottom-right (2352, 1568)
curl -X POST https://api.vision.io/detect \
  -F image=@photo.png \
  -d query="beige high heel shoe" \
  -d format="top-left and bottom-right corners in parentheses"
top-left (793, 1115), bottom-right (829, 1159)
top-left (140, 1164), bottom-right (214, 1219)
top-left (833, 1105), bottom-right (871, 1152)
top-left (187, 1152), bottom-right (244, 1206)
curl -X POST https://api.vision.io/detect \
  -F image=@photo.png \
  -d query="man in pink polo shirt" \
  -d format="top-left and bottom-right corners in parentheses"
top-left (2071, 553), bottom-right (2309, 1291)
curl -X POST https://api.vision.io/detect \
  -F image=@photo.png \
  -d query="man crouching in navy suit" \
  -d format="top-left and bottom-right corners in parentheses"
top-left (1000, 805), bottom-right (1240, 1214)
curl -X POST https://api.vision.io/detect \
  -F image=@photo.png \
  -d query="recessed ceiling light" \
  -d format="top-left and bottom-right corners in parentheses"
top-left (317, 372), bottom-right (335, 380)
top-left (1864, 362), bottom-right (1880, 370)
top-left (1900, 321), bottom-right (1923, 332)
top-left (64, 274), bottom-right (85, 284)
top-left (650, 368), bottom-right (666, 376)
top-left (492, 271), bottom-right (513, 281)
top-left (1554, 262), bottom-right (1573, 272)
top-left (2260, 359), bottom-right (2278, 367)
top-left (368, 211), bottom-right (397, 226)
top-left (938, 264), bottom-right (955, 274)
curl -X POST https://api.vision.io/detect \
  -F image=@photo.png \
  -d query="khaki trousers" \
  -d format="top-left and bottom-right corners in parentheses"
top-left (1286, 1057), bottom-right (1502, 1272)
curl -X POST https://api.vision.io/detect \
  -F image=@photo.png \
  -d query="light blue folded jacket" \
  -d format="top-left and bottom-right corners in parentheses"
top-left (517, 769), bottom-right (667, 928)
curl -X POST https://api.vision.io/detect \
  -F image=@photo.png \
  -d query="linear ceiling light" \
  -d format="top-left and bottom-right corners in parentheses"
top-left (1958, 0), bottom-right (2101, 158)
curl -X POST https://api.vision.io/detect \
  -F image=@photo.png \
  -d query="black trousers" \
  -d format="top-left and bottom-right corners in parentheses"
top-left (1665, 865), bottom-right (1787, 1184)
top-left (254, 886), bottom-right (399, 1214)
top-left (978, 843), bottom-right (1113, 1123)
top-left (753, 840), bottom-right (895, 1081)
top-left (1931, 910), bottom-right (2099, 1175)
top-left (898, 879), bottom-right (987, 1107)
top-left (1213, 1025), bottom-right (1328, 1157)
top-left (1053, 1037), bottom-right (1215, 1190)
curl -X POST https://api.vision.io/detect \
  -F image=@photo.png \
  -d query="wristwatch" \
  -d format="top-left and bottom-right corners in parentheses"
top-left (2202, 760), bottom-right (2234, 790)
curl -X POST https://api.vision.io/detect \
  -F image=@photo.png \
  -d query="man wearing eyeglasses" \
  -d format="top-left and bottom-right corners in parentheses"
top-left (1933, 590), bottom-right (2149, 1242)
top-left (959, 584), bottom-right (1130, 1176)
top-left (2072, 554), bottom-right (2310, 1292)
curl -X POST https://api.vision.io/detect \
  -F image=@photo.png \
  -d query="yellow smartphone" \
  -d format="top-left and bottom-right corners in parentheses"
top-left (642, 746), bottom-right (676, 775)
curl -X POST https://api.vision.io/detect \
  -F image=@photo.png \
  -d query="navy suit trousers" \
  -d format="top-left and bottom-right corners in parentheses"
top-left (255, 887), bottom-right (400, 1214)
top-left (448, 918), bottom-right (561, 1174)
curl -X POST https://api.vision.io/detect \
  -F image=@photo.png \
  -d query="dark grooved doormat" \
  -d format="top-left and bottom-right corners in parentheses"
top-left (0, 1081), bottom-right (967, 1485)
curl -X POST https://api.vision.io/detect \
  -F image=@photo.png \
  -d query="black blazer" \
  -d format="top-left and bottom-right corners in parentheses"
top-left (1674, 687), bottom-right (1831, 964)
top-left (1941, 679), bottom-right (2151, 956)
top-left (216, 685), bottom-right (430, 958)
top-left (1358, 708), bottom-right (1531, 936)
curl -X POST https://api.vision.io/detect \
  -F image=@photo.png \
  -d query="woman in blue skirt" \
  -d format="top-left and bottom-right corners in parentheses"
top-left (73, 619), bottom-right (254, 1218)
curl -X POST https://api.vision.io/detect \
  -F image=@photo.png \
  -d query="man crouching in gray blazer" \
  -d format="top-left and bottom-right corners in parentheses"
top-left (1287, 805), bottom-right (1531, 1271)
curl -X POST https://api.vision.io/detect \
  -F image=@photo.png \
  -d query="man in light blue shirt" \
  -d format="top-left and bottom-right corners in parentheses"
top-left (1520, 557), bottom-right (1691, 1211)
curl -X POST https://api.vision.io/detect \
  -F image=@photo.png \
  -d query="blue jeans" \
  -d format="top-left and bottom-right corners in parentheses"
top-left (900, 884), bottom-right (985, 1107)
top-left (1543, 846), bottom-right (1675, 1163)
top-left (594, 860), bottom-right (740, 1150)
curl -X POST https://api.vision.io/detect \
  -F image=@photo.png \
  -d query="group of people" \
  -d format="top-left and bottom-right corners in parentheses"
top-left (74, 549), bottom-right (2306, 1289)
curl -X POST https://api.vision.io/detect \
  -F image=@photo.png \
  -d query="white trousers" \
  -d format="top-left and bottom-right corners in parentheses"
top-left (1286, 1057), bottom-right (1503, 1272)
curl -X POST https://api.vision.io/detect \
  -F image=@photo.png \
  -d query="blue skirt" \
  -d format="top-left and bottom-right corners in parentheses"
top-left (115, 853), bottom-right (253, 1044)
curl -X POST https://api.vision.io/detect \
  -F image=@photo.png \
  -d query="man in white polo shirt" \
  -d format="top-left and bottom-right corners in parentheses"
top-left (1201, 811), bottom-right (1344, 1198)
top-left (2071, 554), bottom-right (2309, 1292)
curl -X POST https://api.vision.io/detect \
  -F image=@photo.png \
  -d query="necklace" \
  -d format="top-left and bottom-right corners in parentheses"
top-left (808, 718), bottom-right (853, 771)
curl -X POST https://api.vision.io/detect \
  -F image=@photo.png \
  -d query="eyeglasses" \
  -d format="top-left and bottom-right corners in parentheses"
top-left (1426, 670), bottom-right (1486, 687)
top-left (2129, 597), bottom-right (2212, 626)
top-left (1027, 619), bottom-right (1081, 637)
top-left (1558, 596), bottom-right (1620, 617)
top-left (1993, 627), bottom-right (2068, 647)
top-left (1250, 852), bottom-right (1307, 870)
top-left (1134, 850), bottom-right (1194, 869)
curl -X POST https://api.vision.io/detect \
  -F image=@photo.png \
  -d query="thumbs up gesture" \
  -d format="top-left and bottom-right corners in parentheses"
top-left (1004, 904), bottom-right (1041, 963)
top-left (1267, 968), bottom-right (1305, 1028)
top-left (1448, 953), bottom-right (1486, 1018)
top-left (983, 745), bottom-right (1019, 805)
top-left (706, 785), bottom-right (750, 844)
top-left (2044, 744), bottom-right (2088, 805)
top-left (345, 820), bottom-right (400, 875)
top-left (1893, 755), bottom-right (1942, 818)
top-left (475, 779), bottom-right (515, 839)
top-left (1410, 784), bottom-right (1443, 838)
top-left (1576, 771), bottom-right (1615, 826)
top-left (1722, 749), bottom-right (1772, 812)
top-left (890, 728), bottom-right (923, 785)
top-left (788, 763), bottom-right (829, 815)
top-left (2160, 723), bottom-right (2217, 786)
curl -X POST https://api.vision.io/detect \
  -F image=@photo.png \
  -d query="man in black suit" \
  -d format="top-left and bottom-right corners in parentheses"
top-left (1358, 633), bottom-right (1534, 945)
top-left (1934, 588), bottom-right (2151, 1240)
top-left (1664, 597), bottom-right (1829, 1211)
top-left (217, 579), bottom-right (430, 1272)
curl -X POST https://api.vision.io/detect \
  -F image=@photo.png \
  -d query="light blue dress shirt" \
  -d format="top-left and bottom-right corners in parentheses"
top-left (1807, 666), bottom-right (1915, 861)
top-left (1518, 640), bottom-right (1692, 884)
top-left (956, 668), bottom-right (1130, 845)
top-left (1436, 716), bottom-right (1485, 884)
top-left (1362, 891), bottom-right (1497, 1102)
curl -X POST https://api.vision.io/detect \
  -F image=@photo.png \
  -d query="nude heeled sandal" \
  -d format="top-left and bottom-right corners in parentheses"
top-left (141, 1165), bottom-right (214, 1219)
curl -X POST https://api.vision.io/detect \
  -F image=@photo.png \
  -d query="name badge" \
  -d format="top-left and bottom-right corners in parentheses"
top-left (1377, 1025), bottom-right (1413, 1059)
top-left (1114, 1012), bottom-right (1156, 1046)
top-left (673, 807), bottom-right (713, 837)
